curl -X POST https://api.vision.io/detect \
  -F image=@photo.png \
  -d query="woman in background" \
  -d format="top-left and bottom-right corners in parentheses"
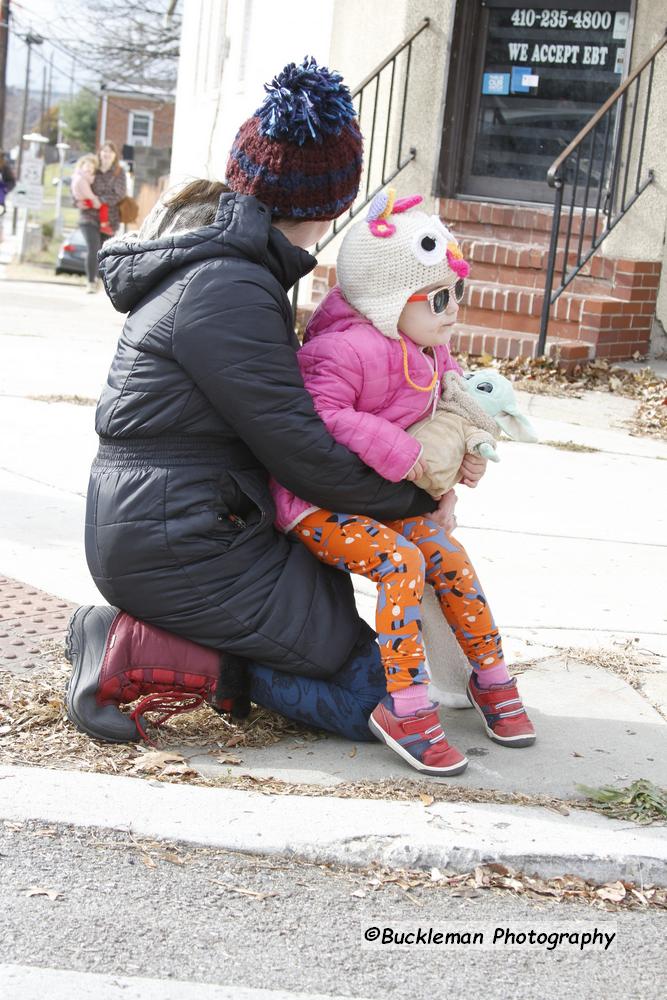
top-left (77, 140), bottom-right (127, 292)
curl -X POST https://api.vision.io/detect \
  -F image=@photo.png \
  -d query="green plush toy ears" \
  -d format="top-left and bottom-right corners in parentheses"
top-left (463, 370), bottom-right (538, 443)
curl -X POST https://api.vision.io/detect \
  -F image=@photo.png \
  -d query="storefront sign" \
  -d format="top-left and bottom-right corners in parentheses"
top-left (508, 40), bottom-right (610, 65)
top-left (482, 6), bottom-right (626, 97)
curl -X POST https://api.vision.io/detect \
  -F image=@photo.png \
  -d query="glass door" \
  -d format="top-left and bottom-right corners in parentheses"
top-left (459, 0), bottom-right (632, 202)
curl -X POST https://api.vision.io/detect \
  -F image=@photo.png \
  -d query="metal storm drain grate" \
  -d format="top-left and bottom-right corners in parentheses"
top-left (0, 576), bottom-right (76, 673)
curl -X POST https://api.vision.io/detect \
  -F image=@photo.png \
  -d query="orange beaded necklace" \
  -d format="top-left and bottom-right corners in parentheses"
top-left (400, 336), bottom-right (438, 393)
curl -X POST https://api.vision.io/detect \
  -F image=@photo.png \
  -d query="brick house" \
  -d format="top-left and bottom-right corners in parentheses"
top-left (96, 88), bottom-right (175, 159)
top-left (96, 87), bottom-right (175, 224)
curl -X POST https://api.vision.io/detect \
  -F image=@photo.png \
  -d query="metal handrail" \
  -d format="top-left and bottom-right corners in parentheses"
top-left (537, 27), bottom-right (667, 356)
top-left (291, 17), bottom-right (430, 315)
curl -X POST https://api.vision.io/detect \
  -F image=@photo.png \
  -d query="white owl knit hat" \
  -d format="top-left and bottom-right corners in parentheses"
top-left (336, 189), bottom-right (470, 340)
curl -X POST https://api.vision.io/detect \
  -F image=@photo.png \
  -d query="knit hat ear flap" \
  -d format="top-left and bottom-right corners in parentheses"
top-left (226, 56), bottom-right (363, 220)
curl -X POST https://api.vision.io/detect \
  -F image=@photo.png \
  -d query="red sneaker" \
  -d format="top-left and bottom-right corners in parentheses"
top-left (369, 696), bottom-right (468, 776)
top-left (467, 674), bottom-right (536, 747)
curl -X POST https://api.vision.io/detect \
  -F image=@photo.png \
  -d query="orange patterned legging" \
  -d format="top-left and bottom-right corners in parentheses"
top-left (293, 510), bottom-right (504, 694)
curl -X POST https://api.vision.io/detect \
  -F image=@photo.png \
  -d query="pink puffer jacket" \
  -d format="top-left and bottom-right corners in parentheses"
top-left (270, 286), bottom-right (462, 532)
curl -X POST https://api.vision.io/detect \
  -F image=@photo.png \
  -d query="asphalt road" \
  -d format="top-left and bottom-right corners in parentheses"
top-left (0, 821), bottom-right (663, 1000)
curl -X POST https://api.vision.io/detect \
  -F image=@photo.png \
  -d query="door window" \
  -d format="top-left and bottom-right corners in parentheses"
top-left (462, 1), bottom-right (632, 201)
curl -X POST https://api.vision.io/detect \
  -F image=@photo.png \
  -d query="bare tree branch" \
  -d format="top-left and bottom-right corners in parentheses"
top-left (50, 0), bottom-right (183, 92)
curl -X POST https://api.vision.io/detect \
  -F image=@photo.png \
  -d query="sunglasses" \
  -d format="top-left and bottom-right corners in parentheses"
top-left (407, 279), bottom-right (466, 314)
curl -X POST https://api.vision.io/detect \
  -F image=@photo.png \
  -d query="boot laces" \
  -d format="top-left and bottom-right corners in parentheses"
top-left (130, 691), bottom-right (206, 744)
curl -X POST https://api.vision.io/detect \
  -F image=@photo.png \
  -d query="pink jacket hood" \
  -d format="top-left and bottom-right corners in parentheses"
top-left (270, 286), bottom-right (461, 532)
top-left (303, 283), bottom-right (373, 341)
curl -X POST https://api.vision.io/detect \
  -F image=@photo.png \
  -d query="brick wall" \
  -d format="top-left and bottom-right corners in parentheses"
top-left (311, 264), bottom-right (338, 304)
top-left (579, 258), bottom-right (661, 359)
top-left (97, 95), bottom-right (175, 153)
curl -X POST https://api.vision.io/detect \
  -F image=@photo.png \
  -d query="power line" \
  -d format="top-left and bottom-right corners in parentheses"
top-left (11, 2), bottom-right (178, 90)
top-left (0, 0), bottom-right (9, 147)
top-left (6, 19), bottom-right (170, 127)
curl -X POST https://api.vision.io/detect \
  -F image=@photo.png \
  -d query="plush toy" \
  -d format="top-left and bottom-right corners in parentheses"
top-left (408, 368), bottom-right (538, 497)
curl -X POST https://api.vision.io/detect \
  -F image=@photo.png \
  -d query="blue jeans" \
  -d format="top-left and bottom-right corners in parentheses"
top-left (246, 635), bottom-right (386, 741)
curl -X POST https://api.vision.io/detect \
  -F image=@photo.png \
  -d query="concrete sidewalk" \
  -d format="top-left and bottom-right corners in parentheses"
top-left (1, 278), bottom-right (665, 883)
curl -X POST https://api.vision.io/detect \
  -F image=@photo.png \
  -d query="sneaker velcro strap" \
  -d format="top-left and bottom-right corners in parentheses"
top-left (401, 711), bottom-right (439, 735)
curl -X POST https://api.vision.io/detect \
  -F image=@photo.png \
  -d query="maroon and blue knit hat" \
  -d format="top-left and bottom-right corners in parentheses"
top-left (226, 56), bottom-right (363, 220)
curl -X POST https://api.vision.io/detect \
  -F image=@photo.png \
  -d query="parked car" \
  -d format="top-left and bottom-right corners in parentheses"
top-left (55, 228), bottom-right (87, 276)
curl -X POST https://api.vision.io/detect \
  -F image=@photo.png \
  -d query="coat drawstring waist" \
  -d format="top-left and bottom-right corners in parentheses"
top-left (94, 435), bottom-right (255, 468)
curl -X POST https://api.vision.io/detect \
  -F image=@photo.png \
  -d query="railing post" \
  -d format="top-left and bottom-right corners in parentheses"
top-left (537, 176), bottom-right (564, 357)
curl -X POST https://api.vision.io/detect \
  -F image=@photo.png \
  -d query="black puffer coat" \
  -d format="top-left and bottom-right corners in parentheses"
top-left (88, 192), bottom-right (436, 678)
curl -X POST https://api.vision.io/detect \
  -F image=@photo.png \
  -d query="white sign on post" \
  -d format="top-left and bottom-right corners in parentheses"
top-left (20, 158), bottom-right (43, 187)
top-left (11, 184), bottom-right (44, 211)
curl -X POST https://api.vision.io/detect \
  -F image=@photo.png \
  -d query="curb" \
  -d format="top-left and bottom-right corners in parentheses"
top-left (1, 765), bottom-right (665, 885)
top-left (0, 964), bottom-right (364, 1000)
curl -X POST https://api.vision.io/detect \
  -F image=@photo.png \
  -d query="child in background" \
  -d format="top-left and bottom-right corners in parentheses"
top-left (269, 189), bottom-right (536, 777)
top-left (71, 155), bottom-right (113, 236)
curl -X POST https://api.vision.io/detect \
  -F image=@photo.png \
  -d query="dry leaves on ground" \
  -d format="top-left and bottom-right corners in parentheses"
top-left (353, 862), bottom-right (667, 912)
top-left (0, 651), bottom-right (319, 779)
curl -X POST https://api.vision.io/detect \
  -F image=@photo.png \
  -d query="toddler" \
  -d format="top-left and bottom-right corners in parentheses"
top-left (270, 189), bottom-right (536, 776)
top-left (71, 155), bottom-right (113, 236)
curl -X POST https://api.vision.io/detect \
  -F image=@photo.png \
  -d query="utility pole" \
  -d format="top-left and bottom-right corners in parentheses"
top-left (16, 33), bottom-right (43, 176)
top-left (40, 63), bottom-right (47, 128)
top-left (0, 0), bottom-right (10, 149)
top-left (13, 31), bottom-right (43, 232)
top-left (46, 51), bottom-right (53, 117)
top-left (54, 116), bottom-right (69, 238)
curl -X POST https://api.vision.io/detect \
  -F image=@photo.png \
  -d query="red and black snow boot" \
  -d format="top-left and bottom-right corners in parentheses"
top-left (65, 605), bottom-right (250, 744)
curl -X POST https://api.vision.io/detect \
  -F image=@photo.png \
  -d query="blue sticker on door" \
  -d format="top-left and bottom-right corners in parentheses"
top-left (510, 66), bottom-right (537, 93)
top-left (482, 72), bottom-right (510, 95)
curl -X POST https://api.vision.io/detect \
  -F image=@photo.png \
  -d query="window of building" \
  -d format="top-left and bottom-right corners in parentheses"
top-left (128, 110), bottom-right (154, 147)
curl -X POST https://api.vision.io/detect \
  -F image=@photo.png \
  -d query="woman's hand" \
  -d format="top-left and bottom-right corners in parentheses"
top-left (458, 452), bottom-right (487, 488)
top-left (404, 454), bottom-right (428, 482)
top-left (429, 488), bottom-right (458, 533)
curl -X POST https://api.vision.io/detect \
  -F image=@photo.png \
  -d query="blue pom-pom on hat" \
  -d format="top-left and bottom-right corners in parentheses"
top-left (226, 55), bottom-right (363, 219)
top-left (256, 55), bottom-right (357, 146)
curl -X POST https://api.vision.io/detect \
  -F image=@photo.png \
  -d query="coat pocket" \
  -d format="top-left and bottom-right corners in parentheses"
top-left (214, 468), bottom-right (273, 544)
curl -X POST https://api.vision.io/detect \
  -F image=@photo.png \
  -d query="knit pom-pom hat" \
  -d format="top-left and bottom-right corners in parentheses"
top-left (226, 56), bottom-right (363, 220)
top-left (336, 188), bottom-right (471, 339)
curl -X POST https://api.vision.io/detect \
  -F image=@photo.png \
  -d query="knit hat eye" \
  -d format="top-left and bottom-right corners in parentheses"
top-left (412, 228), bottom-right (447, 267)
